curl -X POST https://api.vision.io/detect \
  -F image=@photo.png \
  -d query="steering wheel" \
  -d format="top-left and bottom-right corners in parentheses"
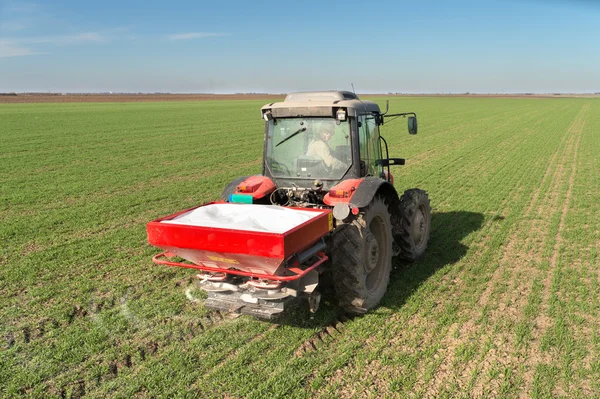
top-left (269, 159), bottom-right (291, 176)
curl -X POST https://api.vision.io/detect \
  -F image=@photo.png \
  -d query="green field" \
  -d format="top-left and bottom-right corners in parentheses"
top-left (2, 97), bottom-right (599, 398)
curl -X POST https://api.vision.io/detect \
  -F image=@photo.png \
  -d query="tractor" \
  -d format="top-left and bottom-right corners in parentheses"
top-left (147, 91), bottom-right (431, 318)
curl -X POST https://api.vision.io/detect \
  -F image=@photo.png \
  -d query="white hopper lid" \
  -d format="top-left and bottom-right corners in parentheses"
top-left (161, 204), bottom-right (320, 234)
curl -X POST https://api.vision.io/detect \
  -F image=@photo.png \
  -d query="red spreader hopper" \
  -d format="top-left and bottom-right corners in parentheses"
top-left (147, 202), bottom-right (333, 280)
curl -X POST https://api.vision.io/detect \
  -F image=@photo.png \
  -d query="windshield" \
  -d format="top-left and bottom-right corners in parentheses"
top-left (265, 117), bottom-right (351, 180)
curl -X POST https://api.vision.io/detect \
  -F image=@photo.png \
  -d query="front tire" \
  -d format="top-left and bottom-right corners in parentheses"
top-left (331, 196), bottom-right (393, 315)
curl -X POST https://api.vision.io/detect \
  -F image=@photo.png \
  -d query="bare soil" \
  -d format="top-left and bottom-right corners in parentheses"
top-left (1, 93), bottom-right (598, 104)
top-left (0, 93), bottom-right (284, 104)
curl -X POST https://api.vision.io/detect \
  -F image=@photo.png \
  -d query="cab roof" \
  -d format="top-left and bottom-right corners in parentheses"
top-left (261, 91), bottom-right (380, 118)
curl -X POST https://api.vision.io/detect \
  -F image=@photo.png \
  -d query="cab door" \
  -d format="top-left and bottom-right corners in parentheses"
top-left (357, 114), bottom-right (384, 177)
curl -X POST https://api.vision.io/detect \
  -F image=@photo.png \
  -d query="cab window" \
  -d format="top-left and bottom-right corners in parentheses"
top-left (358, 114), bottom-right (383, 177)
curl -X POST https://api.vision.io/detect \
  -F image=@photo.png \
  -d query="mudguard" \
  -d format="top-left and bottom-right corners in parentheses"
top-left (324, 177), bottom-right (399, 208)
top-left (221, 176), bottom-right (249, 201)
top-left (323, 178), bottom-right (363, 206)
top-left (350, 177), bottom-right (399, 208)
top-left (221, 175), bottom-right (276, 202)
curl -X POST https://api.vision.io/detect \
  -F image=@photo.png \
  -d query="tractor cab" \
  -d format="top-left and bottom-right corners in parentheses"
top-left (261, 91), bottom-right (415, 191)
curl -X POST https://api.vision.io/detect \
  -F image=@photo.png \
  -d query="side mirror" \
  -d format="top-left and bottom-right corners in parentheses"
top-left (408, 116), bottom-right (418, 135)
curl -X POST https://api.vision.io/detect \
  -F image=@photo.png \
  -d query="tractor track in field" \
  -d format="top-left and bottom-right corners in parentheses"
top-left (7, 254), bottom-right (224, 345)
top-left (42, 306), bottom-right (236, 397)
top-left (457, 105), bottom-right (587, 397)
top-left (6, 283), bottom-right (240, 397)
top-left (474, 111), bottom-right (574, 313)
top-left (87, 309), bottom-right (242, 396)
top-left (4, 293), bottom-right (121, 349)
top-left (519, 104), bottom-right (588, 396)
top-left (447, 103), bottom-right (587, 397)
top-left (294, 314), bottom-right (349, 357)
top-left (553, 116), bottom-right (600, 395)
top-left (186, 323), bottom-right (283, 393)
top-left (216, 323), bottom-right (280, 363)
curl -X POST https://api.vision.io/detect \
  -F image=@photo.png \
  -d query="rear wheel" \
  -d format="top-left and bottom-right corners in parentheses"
top-left (398, 189), bottom-right (431, 261)
top-left (331, 196), bottom-right (393, 315)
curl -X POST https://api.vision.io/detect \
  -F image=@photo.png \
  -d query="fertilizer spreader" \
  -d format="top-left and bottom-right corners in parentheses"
top-left (147, 202), bottom-right (333, 318)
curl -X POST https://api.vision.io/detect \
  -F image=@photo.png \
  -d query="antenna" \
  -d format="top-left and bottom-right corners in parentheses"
top-left (350, 83), bottom-right (369, 116)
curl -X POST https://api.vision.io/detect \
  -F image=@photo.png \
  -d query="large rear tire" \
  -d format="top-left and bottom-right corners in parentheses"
top-left (331, 196), bottom-right (393, 315)
top-left (398, 189), bottom-right (431, 261)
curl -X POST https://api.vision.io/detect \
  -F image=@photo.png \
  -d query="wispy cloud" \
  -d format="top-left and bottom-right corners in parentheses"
top-left (0, 40), bottom-right (43, 58)
top-left (0, 32), bottom-right (107, 58)
top-left (0, 21), bottom-right (27, 31)
top-left (0, 2), bottom-right (125, 58)
top-left (20, 32), bottom-right (107, 45)
top-left (6, 2), bottom-right (40, 13)
top-left (168, 32), bottom-right (227, 40)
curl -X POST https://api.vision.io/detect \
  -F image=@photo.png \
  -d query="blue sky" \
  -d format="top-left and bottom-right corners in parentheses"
top-left (0, 0), bottom-right (598, 93)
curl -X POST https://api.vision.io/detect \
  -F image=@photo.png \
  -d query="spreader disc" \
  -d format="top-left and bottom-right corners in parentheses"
top-left (252, 289), bottom-right (291, 300)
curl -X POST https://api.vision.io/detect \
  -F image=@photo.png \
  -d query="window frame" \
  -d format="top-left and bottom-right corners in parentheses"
top-left (358, 113), bottom-right (384, 177)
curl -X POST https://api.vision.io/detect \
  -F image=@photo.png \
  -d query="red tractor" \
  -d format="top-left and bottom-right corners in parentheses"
top-left (147, 91), bottom-right (430, 318)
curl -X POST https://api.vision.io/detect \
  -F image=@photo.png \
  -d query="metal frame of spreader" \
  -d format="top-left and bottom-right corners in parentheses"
top-left (146, 202), bottom-right (333, 318)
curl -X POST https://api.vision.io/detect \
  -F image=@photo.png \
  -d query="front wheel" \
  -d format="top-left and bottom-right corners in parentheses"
top-left (398, 189), bottom-right (431, 261)
top-left (331, 196), bottom-right (393, 315)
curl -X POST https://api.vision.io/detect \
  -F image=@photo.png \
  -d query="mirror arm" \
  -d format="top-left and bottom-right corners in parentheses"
top-left (381, 100), bottom-right (390, 116)
top-left (383, 112), bottom-right (416, 119)
top-left (380, 136), bottom-right (391, 180)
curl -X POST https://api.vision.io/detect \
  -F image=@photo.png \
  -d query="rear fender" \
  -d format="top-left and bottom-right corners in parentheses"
top-left (350, 177), bottom-right (398, 208)
top-left (221, 176), bottom-right (249, 201)
top-left (221, 175), bottom-right (277, 202)
top-left (328, 177), bottom-right (402, 254)
top-left (351, 178), bottom-right (403, 254)
top-left (324, 177), bottom-right (399, 208)
top-left (323, 178), bottom-right (363, 206)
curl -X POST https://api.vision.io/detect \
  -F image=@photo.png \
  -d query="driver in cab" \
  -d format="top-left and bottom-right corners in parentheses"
top-left (307, 124), bottom-right (348, 171)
